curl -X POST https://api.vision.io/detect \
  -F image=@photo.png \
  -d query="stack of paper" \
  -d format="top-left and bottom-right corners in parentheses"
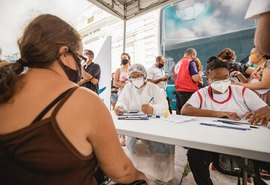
top-left (118, 113), bottom-right (149, 120)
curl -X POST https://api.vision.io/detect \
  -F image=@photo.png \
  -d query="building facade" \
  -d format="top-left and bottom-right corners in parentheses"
top-left (78, 4), bottom-right (160, 72)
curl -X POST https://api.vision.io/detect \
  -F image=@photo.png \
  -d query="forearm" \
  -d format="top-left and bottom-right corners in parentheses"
top-left (148, 78), bottom-right (162, 84)
top-left (78, 79), bottom-right (87, 85)
top-left (240, 81), bottom-right (270, 90)
top-left (114, 81), bottom-right (125, 89)
top-left (191, 74), bottom-right (201, 82)
top-left (83, 72), bottom-right (94, 80)
top-left (236, 74), bottom-right (248, 83)
top-left (111, 163), bottom-right (147, 183)
top-left (181, 105), bottom-right (224, 118)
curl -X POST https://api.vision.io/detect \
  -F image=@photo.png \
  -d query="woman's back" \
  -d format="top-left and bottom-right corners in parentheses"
top-left (0, 14), bottom-right (147, 184)
top-left (0, 69), bottom-right (99, 185)
top-left (1, 68), bottom-right (93, 153)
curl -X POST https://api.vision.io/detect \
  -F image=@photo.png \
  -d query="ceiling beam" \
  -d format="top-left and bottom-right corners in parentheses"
top-left (88, 0), bottom-right (177, 20)
top-left (88, 0), bottom-right (124, 19)
top-left (126, 0), bottom-right (176, 20)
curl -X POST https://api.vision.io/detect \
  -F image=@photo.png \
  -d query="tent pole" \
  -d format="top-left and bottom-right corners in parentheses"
top-left (123, 19), bottom-right (126, 52)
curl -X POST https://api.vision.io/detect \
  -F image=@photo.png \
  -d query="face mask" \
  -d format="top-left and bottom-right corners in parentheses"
top-left (121, 59), bottom-right (129, 65)
top-left (83, 55), bottom-right (89, 62)
top-left (210, 80), bottom-right (231, 94)
top-left (132, 78), bottom-right (145, 89)
top-left (158, 63), bottom-right (164, 68)
top-left (58, 59), bottom-right (82, 83)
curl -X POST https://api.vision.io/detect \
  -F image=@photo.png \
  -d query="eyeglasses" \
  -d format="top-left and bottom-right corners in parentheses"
top-left (211, 78), bottom-right (230, 84)
top-left (130, 76), bottom-right (143, 82)
top-left (69, 49), bottom-right (87, 64)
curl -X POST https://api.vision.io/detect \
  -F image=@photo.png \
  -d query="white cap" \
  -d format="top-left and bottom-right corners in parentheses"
top-left (128, 63), bottom-right (147, 78)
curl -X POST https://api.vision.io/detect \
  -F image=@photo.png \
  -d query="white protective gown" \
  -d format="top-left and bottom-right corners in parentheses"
top-left (116, 82), bottom-right (175, 182)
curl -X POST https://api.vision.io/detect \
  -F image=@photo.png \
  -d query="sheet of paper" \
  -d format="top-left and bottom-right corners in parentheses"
top-left (122, 112), bottom-right (146, 116)
top-left (165, 115), bottom-right (195, 123)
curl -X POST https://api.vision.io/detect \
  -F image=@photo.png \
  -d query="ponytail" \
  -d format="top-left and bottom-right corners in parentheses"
top-left (0, 61), bottom-right (24, 103)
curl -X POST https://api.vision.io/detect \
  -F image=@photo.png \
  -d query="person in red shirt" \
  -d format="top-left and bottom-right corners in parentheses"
top-left (174, 48), bottom-right (202, 114)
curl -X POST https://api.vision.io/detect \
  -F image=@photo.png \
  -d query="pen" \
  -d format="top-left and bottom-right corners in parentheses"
top-left (200, 123), bottom-right (248, 131)
top-left (215, 119), bottom-right (248, 125)
top-left (147, 114), bottom-right (160, 118)
top-left (148, 97), bottom-right (154, 104)
top-left (215, 120), bottom-right (259, 129)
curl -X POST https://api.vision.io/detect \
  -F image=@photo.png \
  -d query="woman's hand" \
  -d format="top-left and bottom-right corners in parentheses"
top-left (115, 106), bottom-right (124, 115)
top-left (244, 106), bottom-right (270, 126)
top-left (218, 112), bottom-right (241, 120)
top-left (141, 104), bottom-right (153, 115)
top-left (230, 71), bottom-right (241, 77)
top-left (90, 78), bottom-right (98, 85)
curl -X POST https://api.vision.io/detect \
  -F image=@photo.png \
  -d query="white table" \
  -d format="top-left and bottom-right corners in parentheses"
top-left (112, 114), bottom-right (270, 163)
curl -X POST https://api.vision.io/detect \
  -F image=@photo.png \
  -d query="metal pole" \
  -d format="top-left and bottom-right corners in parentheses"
top-left (242, 158), bottom-right (248, 185)
top-left (123, 19), bottom-right (126, 52)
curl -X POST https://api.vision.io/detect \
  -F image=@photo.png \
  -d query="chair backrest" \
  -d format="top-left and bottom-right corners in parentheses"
top-left (213, 154), bottom-right (268, 185)
top-left (213, 154), bottom-right (244, 177)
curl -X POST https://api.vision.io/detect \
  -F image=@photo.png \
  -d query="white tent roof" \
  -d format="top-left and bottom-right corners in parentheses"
top-left (88, 0), bottom-right (177, 20)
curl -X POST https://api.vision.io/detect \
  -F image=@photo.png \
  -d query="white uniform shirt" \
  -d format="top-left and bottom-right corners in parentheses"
top-left (116, 81), bottom-right (168, 115)
top-left (245, 0), bottom-right (270, 19)
top-left (186, 85), bottom-right (267, 118)
top-left (147, 65), bottom-right (166, 89)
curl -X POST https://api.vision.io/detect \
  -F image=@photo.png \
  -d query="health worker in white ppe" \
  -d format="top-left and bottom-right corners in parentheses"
top-left (114, 64), bottom-right (174, 184)
top-left (115, 63), bottom-right (168, 115)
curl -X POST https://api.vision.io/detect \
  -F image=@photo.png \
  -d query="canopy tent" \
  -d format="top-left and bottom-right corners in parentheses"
top-left (88, 0), bottom-right (177, 51)
top-left (88, 0), bottom-right (176, 20)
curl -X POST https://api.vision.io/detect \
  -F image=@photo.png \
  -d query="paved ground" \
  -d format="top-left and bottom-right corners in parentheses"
top-left (123, 145), bottom-right (270, 185)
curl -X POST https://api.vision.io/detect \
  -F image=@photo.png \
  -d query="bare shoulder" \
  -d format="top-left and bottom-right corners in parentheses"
top-left (56, 86), bottom-right (110, 121)
top-left (70, 87), bottom-right (115, 136)
top-left (57, 86), bottom-right (113, 134)
top-left (71, 87), bottom-right (107, 112)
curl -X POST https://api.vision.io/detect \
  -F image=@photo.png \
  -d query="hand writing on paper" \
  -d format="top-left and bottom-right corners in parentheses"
top-left (141, 104), bottom-right (153, 115)
top-left (115, 106), bottom-right (124, 116)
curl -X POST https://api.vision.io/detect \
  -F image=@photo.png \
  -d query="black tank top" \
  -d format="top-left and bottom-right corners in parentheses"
top-left (0, 87), bottom-right (98, 185)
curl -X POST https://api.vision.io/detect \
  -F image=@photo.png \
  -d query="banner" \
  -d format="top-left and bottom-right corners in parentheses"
top-left (84, 36), bottom-right (112, 109)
